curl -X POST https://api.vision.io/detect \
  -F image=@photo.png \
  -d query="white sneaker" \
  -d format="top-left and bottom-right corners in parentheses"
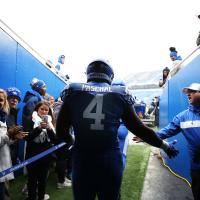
top-left (21, 184), bottom-right (28, 196)
top-left (37, 193), bottom-right (50, 200)
top-left (57, 180), bottom-right (72, 189)
top-left (65, 177), bottom-right (72, 184)
top-left (44, 194), bottom-right (50, 200)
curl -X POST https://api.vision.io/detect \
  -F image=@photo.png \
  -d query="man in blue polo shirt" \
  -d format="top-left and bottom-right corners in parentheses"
top-left (157, 83), bottom-right (200, 200)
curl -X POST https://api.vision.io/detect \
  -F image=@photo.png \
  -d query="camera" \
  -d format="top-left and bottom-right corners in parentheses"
top-left (42, 115), bottom-right (48, 123)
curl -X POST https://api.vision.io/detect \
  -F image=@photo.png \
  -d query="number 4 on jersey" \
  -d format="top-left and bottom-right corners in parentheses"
top-left (83, 94), bottom-right (105, 130)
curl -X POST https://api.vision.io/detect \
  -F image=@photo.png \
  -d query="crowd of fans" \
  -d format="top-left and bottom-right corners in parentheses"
top-left (0, 77), bottom-right (72, 200)
top-left (0, 72), bottom-right (134, 200)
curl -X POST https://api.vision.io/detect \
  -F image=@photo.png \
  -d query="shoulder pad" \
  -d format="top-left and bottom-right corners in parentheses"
top-left (111, 85), bottom-right (126, 94)
top-left (118, 86), bottom-right (135, 105)
top-left (68, 83), bottom-right (85, 91)
top-left (111, 85), bottom-right (135, 105)
top-left (124, 92), bottom-right (135, 105)
top-left (60, 83), bottom-right (84, 101)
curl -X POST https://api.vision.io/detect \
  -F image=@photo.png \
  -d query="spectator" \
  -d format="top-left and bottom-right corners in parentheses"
top-left (55, 55), bottom-right (65, 72)
top-left (25, 101), bottom-right (56, 200)
top-left (53, 97), bottom-right (63, 120)
top-left (111, 78), bottom-right (129, 169)
top-left (46, 95), bottom-right (55, 113)
top-left (55, 136), bottom-right (73, 189)
top-left (157, 83), bottom-right (200, 200)
top-left (43, 93), bottom-right (50, 102)
top-left (0, 89), bottom-right (26, 200)
top-left (56, 59), bottom-right (178, 200)
top-left (55, 55), bottom-right (70, 81)
top-left (22, 78), bottom-right (47, 196)
top-left (6, 87), bottom-right (21, 127)
top-left (196, 32), bottom-right (200, 46)
top-left (196, 15), bottom-right (200, 46)
top-left (169, 47), bottom-right (182, 77)
top-left (153, 96), bottom-right (159, 127)
top-left (147, 97), bottom-right (159, 123)
top-left (112, 79), bottom-right (129, 200)
top-left (48, 96), bottom-right (55, 108)
top-left (159, 67), bottom-right (170, 87)
top-left (6, 87), bottom-right (22, 175)
top-left (169, 47), bottom-right (182, 62)
top-left (117, 120), bottom-right (129, 200)
top-left (22, 78), bottom-right (47, 132)
top-left (53, 96), bottom-right (72, 189)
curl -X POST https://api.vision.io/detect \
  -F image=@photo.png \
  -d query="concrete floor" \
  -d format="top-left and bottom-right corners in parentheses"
top-left (140, 147), bottom-right (193, 200)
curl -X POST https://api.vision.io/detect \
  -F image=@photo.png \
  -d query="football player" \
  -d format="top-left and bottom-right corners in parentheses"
top-left (56, 59), bottom-right (178, 200)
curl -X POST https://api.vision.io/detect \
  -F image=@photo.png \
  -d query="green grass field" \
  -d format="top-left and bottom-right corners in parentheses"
top-left (9, 144), bottom-right (150, 200)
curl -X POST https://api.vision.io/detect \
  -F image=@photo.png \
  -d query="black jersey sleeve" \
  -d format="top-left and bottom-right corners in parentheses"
top-left (121, 104), bottom-right (162, 148)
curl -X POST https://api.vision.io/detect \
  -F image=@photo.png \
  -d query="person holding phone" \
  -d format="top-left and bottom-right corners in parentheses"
top-left (25, 101), bottom-right (56, 200)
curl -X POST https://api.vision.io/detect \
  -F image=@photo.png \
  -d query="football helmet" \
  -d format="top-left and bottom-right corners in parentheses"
top-left (86, 59), bottom-right (114, 84)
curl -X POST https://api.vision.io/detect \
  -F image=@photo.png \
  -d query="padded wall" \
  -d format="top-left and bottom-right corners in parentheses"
top-left (0, 27), bottom-right (66, 124)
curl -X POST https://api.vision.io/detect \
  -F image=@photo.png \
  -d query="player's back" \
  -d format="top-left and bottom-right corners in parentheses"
top-left (65, 82), bottom-right (128, 152)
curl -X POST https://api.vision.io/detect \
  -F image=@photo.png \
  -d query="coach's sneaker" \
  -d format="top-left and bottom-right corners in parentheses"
top-left (57, 180), bottom-right (71, 189)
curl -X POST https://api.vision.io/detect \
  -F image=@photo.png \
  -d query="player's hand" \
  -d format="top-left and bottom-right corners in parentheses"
top-left (132, 136), bottom-right (143, 143)
top-left (160, 140), bottom-right (179, 159)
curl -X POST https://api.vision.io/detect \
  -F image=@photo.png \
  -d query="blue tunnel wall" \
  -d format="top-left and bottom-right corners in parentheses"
top-left (0, 27), bottom-right (66, 124)
top-left (159, 54), bottom-right (200, 183)
top-left (0, 26), bottom-right (67, 165)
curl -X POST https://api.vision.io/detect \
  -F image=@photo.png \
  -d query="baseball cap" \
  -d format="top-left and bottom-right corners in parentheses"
top-left (6, 87), bottom-right (21, 102)
top-left (182, 83), bottom-right (200, 93)
top-left (30, 78), bottom-right (46, 92)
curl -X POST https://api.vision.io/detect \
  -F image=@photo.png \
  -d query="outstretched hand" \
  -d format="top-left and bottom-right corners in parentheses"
top-left (161, 140), bottom-right (179, 159)
top-left (14, 131), bottom-right (28, 139)
top-left (132, 136), bottom-right (143, 143)
top-left (165, 144), bottom-right (179, 158)
top-left (8, 125), bottom-right (28, 140)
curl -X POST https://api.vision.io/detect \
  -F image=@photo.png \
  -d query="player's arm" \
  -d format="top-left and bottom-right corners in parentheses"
top-left (121, 104), bottom-right (179, 158)
top-left (121, 104), bottom-right (162, 148)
